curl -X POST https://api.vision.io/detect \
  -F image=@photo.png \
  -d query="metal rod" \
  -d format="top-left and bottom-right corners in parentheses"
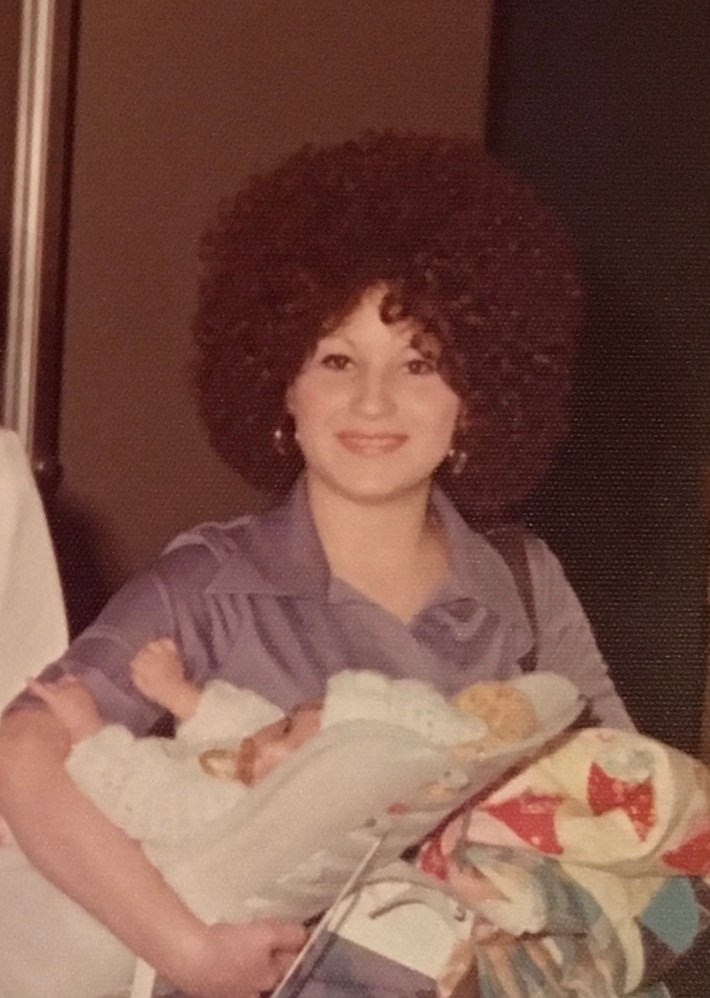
top-left (4, 0), bottom-right (57, 450)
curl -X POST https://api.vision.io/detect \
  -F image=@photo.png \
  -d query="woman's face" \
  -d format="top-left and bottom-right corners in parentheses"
top-left (286, 288), bottom-right (461, 506)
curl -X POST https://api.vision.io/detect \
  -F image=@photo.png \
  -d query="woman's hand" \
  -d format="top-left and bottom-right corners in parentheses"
top-left (177, 919), bottom-right (308, 998)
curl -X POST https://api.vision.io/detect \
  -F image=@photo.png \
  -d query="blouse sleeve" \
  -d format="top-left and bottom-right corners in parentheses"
top-left (527, 536), bottom-right (635, 730)
top-left (5, 535), bottom-right (235, 734)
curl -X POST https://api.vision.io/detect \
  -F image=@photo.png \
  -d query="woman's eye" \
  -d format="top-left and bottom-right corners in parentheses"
top-left (405, 357), bottom-right (437, 375)
top-left (320, 353), bottom-right (353, 371)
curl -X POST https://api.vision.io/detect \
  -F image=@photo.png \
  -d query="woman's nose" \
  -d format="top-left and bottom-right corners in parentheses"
top-left (349, 367), bottom-right (397, 418)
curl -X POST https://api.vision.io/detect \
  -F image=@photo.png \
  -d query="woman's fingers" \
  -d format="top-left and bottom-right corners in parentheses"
top-left (186, 919), bottom-right (308, 998)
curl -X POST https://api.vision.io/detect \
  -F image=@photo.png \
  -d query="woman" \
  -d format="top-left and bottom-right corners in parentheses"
top-left (0, 133), bottom-right (632, 998)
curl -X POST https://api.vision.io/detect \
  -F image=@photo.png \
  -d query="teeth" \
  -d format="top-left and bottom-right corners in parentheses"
top-left (341, 434), bottom-right (403, 441)
top-left (337, 433), bottom-right (406, 455)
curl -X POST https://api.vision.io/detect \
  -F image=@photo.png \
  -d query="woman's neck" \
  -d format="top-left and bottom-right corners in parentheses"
top-left (305, 476), bottom-right (449, 621)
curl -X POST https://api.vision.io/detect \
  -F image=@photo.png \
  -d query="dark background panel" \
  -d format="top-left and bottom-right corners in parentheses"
top-left (488, 0), bottom-right (709, 754)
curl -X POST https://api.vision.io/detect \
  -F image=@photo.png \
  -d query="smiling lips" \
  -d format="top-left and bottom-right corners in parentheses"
top-left (335, 431), bottom-right (408, 455)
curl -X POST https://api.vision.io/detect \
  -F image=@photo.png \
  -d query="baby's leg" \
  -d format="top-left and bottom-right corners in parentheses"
top-left (130, 638), bottom-right (201, 720)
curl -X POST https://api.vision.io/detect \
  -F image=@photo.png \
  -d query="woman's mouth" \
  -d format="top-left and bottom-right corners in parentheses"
top-left (335, 432), bottom-right (408, 455)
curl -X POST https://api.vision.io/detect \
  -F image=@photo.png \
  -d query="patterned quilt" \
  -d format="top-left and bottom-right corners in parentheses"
top-left (416, 727), bottom-right (710, 997)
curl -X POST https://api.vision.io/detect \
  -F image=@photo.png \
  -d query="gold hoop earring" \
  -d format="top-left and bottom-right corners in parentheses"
top-left (273, 426), bottom-right (287, 455)
top-left (447, 447), bottom-right (468, 476)
top-left (273, 417), bottom-right (297, 455)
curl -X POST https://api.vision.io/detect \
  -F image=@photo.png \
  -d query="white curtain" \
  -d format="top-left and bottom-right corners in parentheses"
top-left (0, 427), bottom-right (67, 706)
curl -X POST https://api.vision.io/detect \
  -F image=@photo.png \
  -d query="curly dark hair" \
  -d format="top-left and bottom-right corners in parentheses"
top-left (192, 132), bottom-right (583, 521)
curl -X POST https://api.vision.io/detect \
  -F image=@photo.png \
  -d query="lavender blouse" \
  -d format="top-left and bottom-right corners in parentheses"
top-left (16, 478), bottom-right (632, 733)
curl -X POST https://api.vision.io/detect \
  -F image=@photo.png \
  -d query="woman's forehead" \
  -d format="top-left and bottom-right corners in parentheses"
top-left (319, 288), bottom-right (440, 355)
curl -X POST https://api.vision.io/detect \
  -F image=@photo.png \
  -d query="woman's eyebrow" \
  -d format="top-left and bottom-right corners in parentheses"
top-left (317, 333), bottom-right (354, 348)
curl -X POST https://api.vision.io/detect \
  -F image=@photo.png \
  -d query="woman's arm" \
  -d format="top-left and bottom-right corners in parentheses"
top-left (0, 707), bottom-right (306, 998)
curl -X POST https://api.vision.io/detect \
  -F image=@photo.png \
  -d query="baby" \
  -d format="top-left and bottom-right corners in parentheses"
top-left (15, 640), bottom-right (533, 854)
top-left (10, 647), bottom-right (708, 998)
top-left (0, 645), bottom-right (529, 998)
top-left (26, 639), bottom-right (327, 789)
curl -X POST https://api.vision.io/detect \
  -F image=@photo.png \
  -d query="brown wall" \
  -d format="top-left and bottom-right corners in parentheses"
top-left (57, 0), bottom-right (492, 616)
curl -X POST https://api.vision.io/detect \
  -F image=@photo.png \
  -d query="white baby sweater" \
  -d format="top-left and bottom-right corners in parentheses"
top-left (66, 680), bottom-right (282, 844)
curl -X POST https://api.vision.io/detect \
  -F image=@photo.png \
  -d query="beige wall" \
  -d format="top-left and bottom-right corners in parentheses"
top-left (59, 0), bottom-right (492, 591)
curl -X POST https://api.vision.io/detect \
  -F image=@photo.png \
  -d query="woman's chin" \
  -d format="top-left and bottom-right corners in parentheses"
top-left (309, 468), bottom-right (436, 507)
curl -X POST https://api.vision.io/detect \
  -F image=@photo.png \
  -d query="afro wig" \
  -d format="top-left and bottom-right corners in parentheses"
top-left (192, 132), bottom-right (583, 521)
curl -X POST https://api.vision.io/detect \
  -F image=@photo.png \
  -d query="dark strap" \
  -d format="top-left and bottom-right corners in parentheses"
top-left (482, 525), bottom-right (601, 726)
top-left (483, 523), bottom-right (538, 673)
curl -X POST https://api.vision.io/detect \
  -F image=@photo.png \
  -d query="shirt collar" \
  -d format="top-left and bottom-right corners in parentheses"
top-left (208, 477), bottom-right (530, 633)
top-left (428, 488), bottom-right (531, 634)
top-left (207, 476), bottom-right (330, 598)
